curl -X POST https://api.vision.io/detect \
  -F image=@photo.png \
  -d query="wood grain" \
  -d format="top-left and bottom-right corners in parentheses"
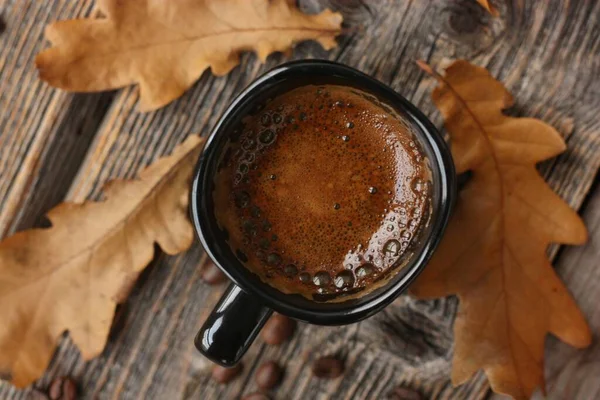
top-left (0, 0), bottom-right (107, 236)
top-left (0, 0), bottom-right (598, 399)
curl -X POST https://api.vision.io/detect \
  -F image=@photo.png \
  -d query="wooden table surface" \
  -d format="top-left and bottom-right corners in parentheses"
top-left (1, 1), bottom-right (599, 399)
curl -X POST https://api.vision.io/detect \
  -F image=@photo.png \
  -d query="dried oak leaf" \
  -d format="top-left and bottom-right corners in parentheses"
top-left (412, 60), bottom-right (590, 400)
top-left (476, 0), bottom-right (499, 16)
top-left (35, 0), bottom-right (343, 111)
top-left (0, 135), bottom-right (204, 387)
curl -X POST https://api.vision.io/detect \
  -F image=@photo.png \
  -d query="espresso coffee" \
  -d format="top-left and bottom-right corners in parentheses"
top-left (214, 85), bottom-right (431, 300)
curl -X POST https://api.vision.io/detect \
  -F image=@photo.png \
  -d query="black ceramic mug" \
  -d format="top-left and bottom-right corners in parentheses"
top-left (190, 60), bottom-right (456, 367)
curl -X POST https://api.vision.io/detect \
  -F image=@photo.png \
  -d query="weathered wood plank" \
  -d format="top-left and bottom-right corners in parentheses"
top-left (0, 0), bottom-right (598, 399)
top-left (0, 0), bottom-right (109, 237)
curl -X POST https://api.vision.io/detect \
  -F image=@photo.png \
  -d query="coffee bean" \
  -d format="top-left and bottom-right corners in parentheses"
top-left (211, 363), bottom-right (243, 384)
top-left (311, 356), bottom-right (344, 379)
top-left (242, 393), bottom-right (270, 400)
top-left (255, 361), bottom-right (283, 389)
top-left (48, 377), bottom-right (77, 400)
top-left (201, 262), bottom-right (227, 285)
top-left (388, 386), bottom-right (423, 400)
top-left (261, 314), bottom-right (296, 345)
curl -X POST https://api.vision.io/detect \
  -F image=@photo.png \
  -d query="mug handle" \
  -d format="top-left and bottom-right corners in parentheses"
top-left (195, 283), bottom-right (273, 366)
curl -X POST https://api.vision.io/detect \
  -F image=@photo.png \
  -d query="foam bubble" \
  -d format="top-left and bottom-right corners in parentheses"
top-left (299, 272), bottom-right (311, 283)
top-left (356, 264), bottom-right (375, 278)
top-left (218, 84), bottom-right (431, 299)
top-left (334, 270), bottom-right (355, 288)
top-left (284, 264), bottom-right (298, 277)
top-left (313, 271), bottom-right (331, 286)
top-left (259, 129), bottom-right (275, 145)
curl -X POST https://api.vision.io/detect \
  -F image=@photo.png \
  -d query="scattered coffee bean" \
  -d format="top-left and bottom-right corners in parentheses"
top-left (48, 377), bottom-right (77, 400)
top-left (261, 314), bottom-right (296, 345)
top-left (242, 393), bottom-right (270, 400)
top-left (201, 262), bottom-right (227, 285)
top-left (255, 361), bottom-right (283, 389)
top-left (388, 386), bottom-right (423, 400)
top-left (211, 363), bottom-right (243, 384)
top-left (311, 356), bottom-right (344, 379)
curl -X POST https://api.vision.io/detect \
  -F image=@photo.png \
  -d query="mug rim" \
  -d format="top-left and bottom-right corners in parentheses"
top-left (191, 60), bottom-right (455, 325)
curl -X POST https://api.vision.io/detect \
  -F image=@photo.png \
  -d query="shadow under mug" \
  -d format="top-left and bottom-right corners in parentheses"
top-left (190, 60), bottom-right (456, 367)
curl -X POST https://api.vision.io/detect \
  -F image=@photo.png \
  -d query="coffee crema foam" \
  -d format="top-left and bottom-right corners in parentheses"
top-left (214, 85), bottom-right (432, 301)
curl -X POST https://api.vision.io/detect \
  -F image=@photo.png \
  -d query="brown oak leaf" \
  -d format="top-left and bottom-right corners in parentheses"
top-left (412, 60), bottom-right (590, 399)
top-left (35, 0), bottom-right (342, 111)
top-left (0, 135), bottom-right (204, 387)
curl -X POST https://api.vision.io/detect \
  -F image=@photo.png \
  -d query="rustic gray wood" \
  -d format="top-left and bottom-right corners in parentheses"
top-left (0, 0), bottom-right (598, 399)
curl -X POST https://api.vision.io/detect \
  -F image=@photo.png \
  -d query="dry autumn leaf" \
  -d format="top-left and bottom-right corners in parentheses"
top-left (0, 135), bottom-right (204, 387)
top-left (412, 60), bottom-right (590, 399)
top-left (35, 0), bottom-right (343, 111)
top-left (476, 0), bottom-right (499, 16)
